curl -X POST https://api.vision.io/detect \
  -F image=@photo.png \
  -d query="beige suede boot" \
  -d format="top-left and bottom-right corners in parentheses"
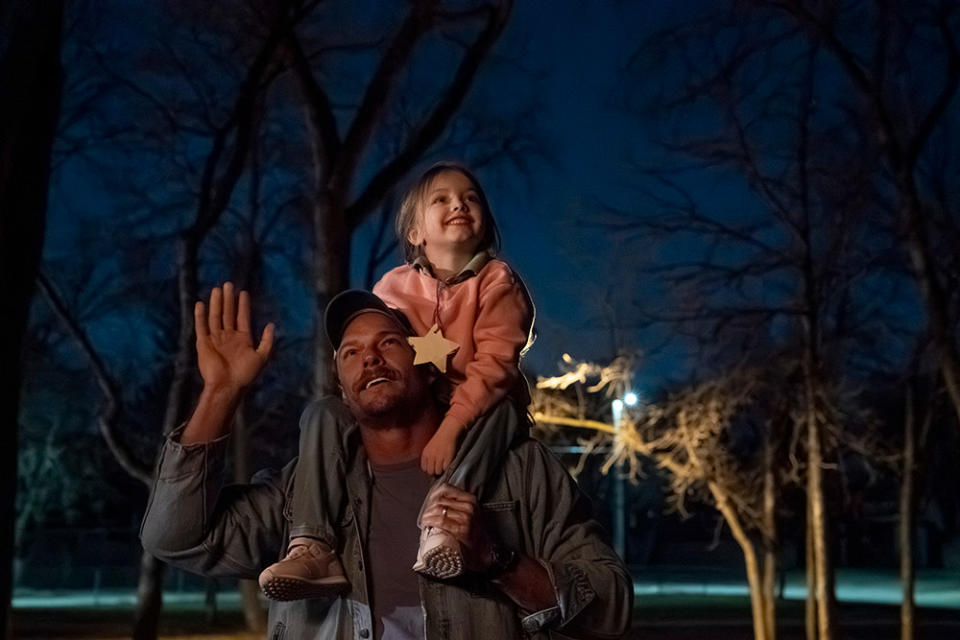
top-left (258, 537), bottom-right (349, 601)
top-left (412, 526), bottom-right (464, 579)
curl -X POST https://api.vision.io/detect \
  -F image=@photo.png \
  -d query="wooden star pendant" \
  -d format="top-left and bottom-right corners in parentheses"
top-left (407, 323), bottom-right (460, 373)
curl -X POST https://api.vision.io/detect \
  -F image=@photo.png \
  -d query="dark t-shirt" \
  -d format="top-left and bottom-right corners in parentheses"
top-left (368, 457), bottom-right (434, 640)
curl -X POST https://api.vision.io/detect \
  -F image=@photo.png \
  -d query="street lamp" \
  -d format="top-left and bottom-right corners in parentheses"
top-left (611, 396), bottom-right (629, 562)
top-left (612, 398), bottom-right (624, 422)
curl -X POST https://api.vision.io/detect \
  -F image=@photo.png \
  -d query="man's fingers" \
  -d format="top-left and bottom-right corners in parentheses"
top-left (237, 290), bottom-right (252, 334)
top-left (429, 484), bottom-right (474, 504)
top-left (421, 511), bottom-right (469, 542)
top-left (222, 282), bottom-right (236, 330)
top-left (435, 508), bottom-right (469, 525)
top-left (256, 323), bottom-right (275, 358)
top-left (434, 497), bottom-right (476, 517)
top-left (194, 301), bottom-right (209, 339)
top-left (208, 287), bottom-right (223, 336)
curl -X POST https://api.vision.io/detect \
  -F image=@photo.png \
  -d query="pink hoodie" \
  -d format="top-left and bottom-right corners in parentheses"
top-left (373, 257), bottom-right (534, 430)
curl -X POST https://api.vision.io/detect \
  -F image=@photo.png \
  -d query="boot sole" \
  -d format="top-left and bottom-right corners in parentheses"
top-left (259, 574), bottom-right (349, 601)
top-left (414, 544), bottom-right (464, 579)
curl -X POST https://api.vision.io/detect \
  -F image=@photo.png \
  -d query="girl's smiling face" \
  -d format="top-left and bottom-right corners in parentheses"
top-left (408, 170), bottom-right (486, 258)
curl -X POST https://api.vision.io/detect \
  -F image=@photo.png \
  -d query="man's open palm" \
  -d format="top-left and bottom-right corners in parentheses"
top-left (194, 282), bottom-right (275, 390)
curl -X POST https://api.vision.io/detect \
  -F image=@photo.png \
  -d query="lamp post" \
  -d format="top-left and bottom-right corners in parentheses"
top-left (611, 398), bottom-right (626, 561)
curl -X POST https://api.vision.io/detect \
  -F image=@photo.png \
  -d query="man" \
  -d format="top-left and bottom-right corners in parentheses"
top-left (140, 282), bottom-right (632, 639)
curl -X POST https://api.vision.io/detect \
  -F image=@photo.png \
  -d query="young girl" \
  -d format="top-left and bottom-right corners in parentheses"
top-left (258, 162), bottom-right (534, 600)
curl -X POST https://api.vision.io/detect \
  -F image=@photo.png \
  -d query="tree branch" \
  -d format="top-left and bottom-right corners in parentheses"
top-left (345, 0), bottom-right (514, 225)
top-left (35, 271), bottom-right (151, 485)
top-left (906, 4), bottom-right (960, 163)
top-left (331, 0), bottom-right (438, 192)
top-left (285, 30), bottom-right (340, 169)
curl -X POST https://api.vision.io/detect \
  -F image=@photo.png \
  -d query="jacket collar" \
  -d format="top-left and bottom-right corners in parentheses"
top-left (411, 251), bottom-right (492, 284)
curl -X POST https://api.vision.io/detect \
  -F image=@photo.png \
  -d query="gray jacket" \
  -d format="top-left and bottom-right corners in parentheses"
top-left (140, 402), bottom-right (633, 639)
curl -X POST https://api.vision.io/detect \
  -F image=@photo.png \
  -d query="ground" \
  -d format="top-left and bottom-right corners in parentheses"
top-left (13, 596), bottom-right (960, 639)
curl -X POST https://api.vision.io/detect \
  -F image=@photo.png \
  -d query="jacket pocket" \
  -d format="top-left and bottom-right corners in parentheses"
top-left (481, 500), bottom-right (520, 549)
top-left (481, 500), bottom-right (519, 512)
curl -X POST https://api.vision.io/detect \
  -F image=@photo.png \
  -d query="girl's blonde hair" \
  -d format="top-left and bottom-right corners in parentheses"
top-left (395, 162), bottom-right (501, 263)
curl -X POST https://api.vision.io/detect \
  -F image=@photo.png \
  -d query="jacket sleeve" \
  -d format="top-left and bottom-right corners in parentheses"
top-left (519, 441), bottom-right (633, 638)
top-left (139, 425), bottom-right (291, 579)
top-left (445, 267), bottom-right (534, 429)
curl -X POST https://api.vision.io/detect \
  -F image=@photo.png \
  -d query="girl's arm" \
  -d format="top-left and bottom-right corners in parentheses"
top-left (443, 266), bottom-right (534, 432)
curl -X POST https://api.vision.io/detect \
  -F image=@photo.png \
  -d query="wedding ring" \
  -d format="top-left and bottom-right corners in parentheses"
top-left (442, 507), bottom-right (448, 519)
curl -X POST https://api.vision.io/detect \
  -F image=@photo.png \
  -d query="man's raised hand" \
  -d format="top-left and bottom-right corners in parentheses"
top-left (194, 282), bottom-right (275, 391)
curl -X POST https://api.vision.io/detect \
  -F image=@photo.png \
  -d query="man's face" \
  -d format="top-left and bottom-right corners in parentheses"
top-left (335, 311), bottom-right (428, 420)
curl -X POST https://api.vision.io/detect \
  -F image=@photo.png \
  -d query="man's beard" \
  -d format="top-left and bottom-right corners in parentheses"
top-left (343, 368), bottom-right (431, 425)
top-left (346, 366), bottom-right (406, 418)
top-left (351, 389), bottom-right (405, 419)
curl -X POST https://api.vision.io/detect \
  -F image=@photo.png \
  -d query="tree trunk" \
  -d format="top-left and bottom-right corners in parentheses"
top-left (805, 511), bottom-right (816, 640)
top-left (806, 401), bottom-right (832, 640)
top-left (131, 551), bottom-right (165, 640)
top-left (801, 312), bottom-right (832, 640)
top-left (162, 236), bottom-right (202, 437)
top-left (900, 385), bottom-right (916, 640)
top-left (898, 188), bottom-right (960, 432)
top-left (0, 2), bottom-right (64, 637)
top-left (796, 42), bottom-right (833, 637)
top-left (711, 484), bottom-right (768, 640)
top-left (204, 579), bottom-right (218, 624)
top-left (312, 189), bottom-right (351, 395)
top-left (233, 403), bottom-right (267, 631)
top-left (130, 236), bottom-right (201, 640)
top-left (762, 435), bottom-right (778, 640)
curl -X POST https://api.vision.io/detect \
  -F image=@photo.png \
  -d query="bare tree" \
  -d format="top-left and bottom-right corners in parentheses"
top-left (536, 358), bottom-right (788, 640)
top-left (45, 3), bottom-right (308, 637)
top-left (536, 354), bottom-right (887, 640)
top-left (759, 0), bottom-right (960, 433)
top-left (617, 4), bottom-right (939, 636)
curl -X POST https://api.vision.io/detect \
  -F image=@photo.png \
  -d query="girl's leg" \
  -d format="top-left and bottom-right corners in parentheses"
top-left (288, 395), bottom-right (356, 547)
top-left (259, 396), bottom-right (355, 601)
top-left (414, 399), bottom-right (530, 579)
top-left (443, 399), bottom-right (529, 492)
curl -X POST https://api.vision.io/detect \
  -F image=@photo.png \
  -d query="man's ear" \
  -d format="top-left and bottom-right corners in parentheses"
top-left (331, 368), bottom-right (345, 399)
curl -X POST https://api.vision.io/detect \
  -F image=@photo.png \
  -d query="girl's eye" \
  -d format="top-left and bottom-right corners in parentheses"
top-left (432, 195), bottom-right (446, 204)
top-left (467, 194), bottom-right (479, 202)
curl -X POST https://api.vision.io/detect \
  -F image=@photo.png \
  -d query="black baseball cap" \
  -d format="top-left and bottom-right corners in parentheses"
top-left (324, 289), bottom-right (414, 350)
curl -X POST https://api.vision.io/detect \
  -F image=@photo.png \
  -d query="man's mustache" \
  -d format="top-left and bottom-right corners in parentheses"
top-left (355, 366), bottom-right (398, 393)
